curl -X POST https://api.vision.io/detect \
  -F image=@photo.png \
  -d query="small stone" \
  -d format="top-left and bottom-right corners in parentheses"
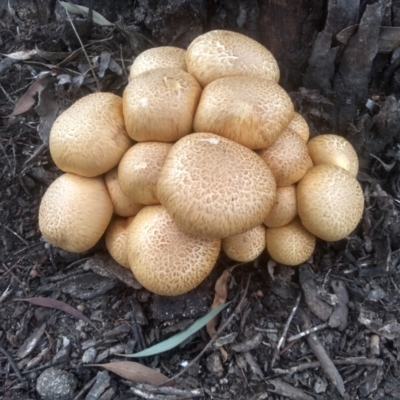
top-left (82, 347), bottom-right (97, 363)
top-left (206, 352), bottom-right (224, 377)
top-left (36, 367), bottom-right (77, 400)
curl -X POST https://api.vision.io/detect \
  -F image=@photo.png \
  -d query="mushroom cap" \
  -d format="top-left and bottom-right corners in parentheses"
top-left (157, 132), bottom-right (277, 238)
top-left (193, 76), bottom-right (294, 149)
top-left (297, 164), bottom-right (364, 241)
top-left (126, 205), bottom-right (221, 296)
top-left (118, 142), bottom-right (172, 205)
top-left (104, 167), bottom-right (144, 217)
top-left (49, 93), bottom-right (132, 177)
top-left (222, 224), bottom-right (266, 262)
top-left (258, 130), bottom-right (309, 186)
top-left (286, 112), bottom-right (310, 142)
top-left (186, 30), bottom-right (280, 87)
top-left (264, 185), bottom-right (297, 228)
top-left (307, 134), bottom-right (359, 177)
top-left (105, 217), bottom-right (134, 268)
top-left (129, 46), bottom-right (187, 79)
top-left (39, 173), bottom-right (113, 253)
top-left (123, 68), bottom-right (202, 142)
top-left (266, 218), bottom-right (316, 266)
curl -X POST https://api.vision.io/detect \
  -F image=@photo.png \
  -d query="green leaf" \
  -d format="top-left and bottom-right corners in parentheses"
top-left (122, 302), bottom-right (230, 358)
top-left (59, 1), bottom-right (114, 26)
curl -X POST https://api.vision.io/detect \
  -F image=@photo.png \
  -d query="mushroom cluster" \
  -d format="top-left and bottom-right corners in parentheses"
top-left (39, 30), bottom-right (364, 296)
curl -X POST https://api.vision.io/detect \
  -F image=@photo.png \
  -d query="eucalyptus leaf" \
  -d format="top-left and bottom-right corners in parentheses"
top-left (59, 1), bottom-right (114, 26)
top-left (122, 302), bottom-right (230, 358)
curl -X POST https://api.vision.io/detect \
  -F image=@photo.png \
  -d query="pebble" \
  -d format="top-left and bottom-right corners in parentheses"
top-left (36, 367), bottom-right (77, 400)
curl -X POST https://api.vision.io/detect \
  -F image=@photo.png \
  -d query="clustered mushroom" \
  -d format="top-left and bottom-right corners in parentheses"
top-left (39, 30), bottom-right (364, 296)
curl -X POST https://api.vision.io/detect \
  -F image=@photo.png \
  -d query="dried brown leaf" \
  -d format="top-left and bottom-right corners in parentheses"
top-left (15, 297), bottom-right (99, 331)
top-left (88, 362), bottom-right (170, 385)
top-left (207, 269), bottom-right (231, 339)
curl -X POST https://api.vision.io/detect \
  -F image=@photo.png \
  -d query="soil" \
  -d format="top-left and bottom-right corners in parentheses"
top-left (1, 1), bottom-right (400, 399)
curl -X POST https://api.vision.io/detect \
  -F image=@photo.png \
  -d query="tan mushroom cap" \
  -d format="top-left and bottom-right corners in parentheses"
top-left (258, 130), bottom-right (309, 186)
top-left (105, 217), bottom-right (135, 268)
top-left (194, 76), bottom-right (294, 149)
top-left (186, 30), bottom-right (280, 87)
top-left (39, 173), bottom-right (113, 253)
top-left (297, 164), bottom-right (364, 241)
top-left (264, 185), bottom-right (297, 228)
top-left (129, 47), bottom-right (187, 79)
top-left (286, 112), bottom-right (310, 142)
top-left (126, 205), bottom-right (221, 296)
top-left (123, 68), bottom-right (202, 142)
top-left (158, 132), bottom-right (277, 239)
top-left (118, 142), bottom-right (172, 205)
top-left (222, 224), bottom-right (266, 262)
top-left (104, 168), bottom-right (144, 217)
top-left (307, 134), bottom-right (359, 177)
top-left (266, 218), bottom-right (316, 266)
top-left (50, 93), bottom-right (132, 177)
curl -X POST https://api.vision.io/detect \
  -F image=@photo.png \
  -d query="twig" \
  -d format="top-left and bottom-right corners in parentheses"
top-left (163, 274), bottom-right (252, 385)
top-left (287, 322), bottom-right (329, 342)
top-left (2, 224), bottom-right (29, 245)
top-left (270, 292), bottom-right (301, 368)
top-left (0, 345), bottom-right (25, 383)
top-left (65, 9), bottom-right (100, 92)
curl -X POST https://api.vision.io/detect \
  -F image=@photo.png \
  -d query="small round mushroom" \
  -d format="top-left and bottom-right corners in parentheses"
top-left (222, 225), bottom-right (266, 262)
top-left (264, 185), bottom-right (297, 228)
top-left (105, 217), bottom-right (134, 268)
top-left (129, 47), bottom-right (187, 79)
top-left (126, 205), bottom-right (221, 296)
top-left (258, 130), bottom-right (309, 186)
top-left (123, 68), bottom-right (202, 142)
top-left (39, 173), bottom-right (113, 253)
top-left (49, 93), bottom-right (132, 177)
top-left (186, 30), bottom-right (280, 87)
top-left (297, 164), bottom-right (364, 241)
top-left (266, 218), bottom-right (316, 266)
top-left (307, 134), bottom-right (359, 177)
top-left (105, 168), bottom-right (144, 217)
top-left (158, 132), bottom-right (277, 238)
top-left (194, 76), bottom-right (294, 149)
top-left (286, 112), bottom-right (310, 142)
top-left (118, 142), bottom-right (172, 205)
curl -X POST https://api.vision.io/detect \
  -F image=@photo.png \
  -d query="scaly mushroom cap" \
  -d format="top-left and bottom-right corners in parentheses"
top-left (297, 164), bottom-right (364, 241)
top-left (266, 218), bottom-right (316, 266)
top-left (158, 133), bottom-right (277, 238)
top-left (129, 47), bottom-right (187, 79)
top-left (105, 217), bottom-right (134, 268)
top-left (49, 93), bottom-right (132, 177)
top-left (264, 185), bottom-right (297, 228)
top-left (194, 76), bottom-right (294, 149)
top-left (286, 112), bottom-right (310, 142)
top-left (39, 173), bottom-right (113, 253)
top-left (104, 168), bottom-right (144, 217)
top-left (222, 225), bottom-right (266, 262)
top-left (123, 68), bottom-right (202, 142)
top-left (126, 205), bottom-right (221, 296)
top-left (258, 130), bottom-right (309, 186)
top-left (118, 142), bottom-right (172, 205)
top-left (307, 134), bottom-right (359, 177)
top-left (186, 30), bottom-right (280, 87)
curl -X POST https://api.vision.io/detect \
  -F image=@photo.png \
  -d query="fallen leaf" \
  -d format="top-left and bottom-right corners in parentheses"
top-left (2, 49), bottom-right (37, 60)
top-left (207, 269), bottom-right (231, 339)
top-left (59, 1), bottom-right (114, 26)
top-left (16, 323), bottom-right (47, 359)
top-left (121, 302), bottom-right (229, 358)
top-left (7, 79), bottom-right (46, 118)
top-left (14, 297), bottom-right (99, 331)
top-left (88, 362), bottom-right (170, 385)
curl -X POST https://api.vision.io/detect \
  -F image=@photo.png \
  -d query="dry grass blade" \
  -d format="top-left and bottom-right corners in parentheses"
top-left (88, 362), bottom-right (170, 386)
top-left (14, 297), bottom-right (99, 332)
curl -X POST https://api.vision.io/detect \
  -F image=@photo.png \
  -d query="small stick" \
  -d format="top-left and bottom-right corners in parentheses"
top-left (270, 292), bottom-right (301, 368)
top-left (2, 224), bottom-right (29, 245)
top-left (65, 9), bottom-right (100, 92)
top-left (0, 345), bottom-right (25, 383)
top-left (287, 322), bottom-right (329, 342)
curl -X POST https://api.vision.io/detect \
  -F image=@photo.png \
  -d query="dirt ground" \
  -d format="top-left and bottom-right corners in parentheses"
top-left (1, 1), bottom-right (400, 399)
